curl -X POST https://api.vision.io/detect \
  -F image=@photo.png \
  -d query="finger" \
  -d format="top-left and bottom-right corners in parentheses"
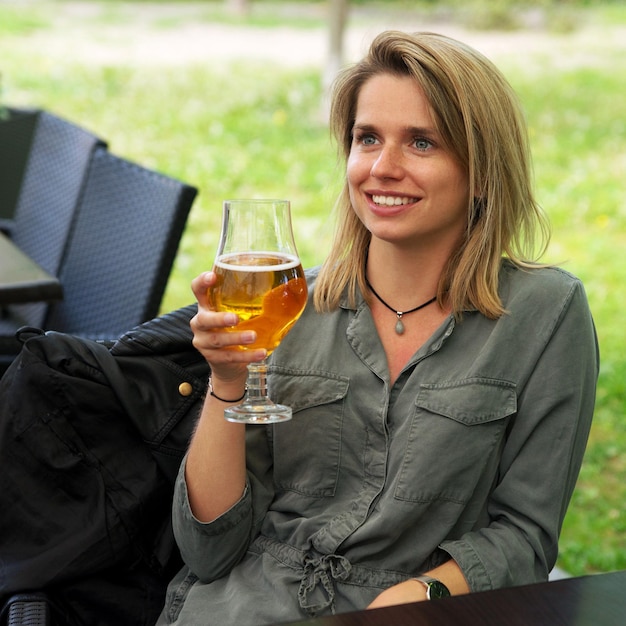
top-left (207, 347), bottom-right (267, 366)
top-left (190, 315), bottom-right (267, 363)
top-left (192, 329), bottom-right (266, 367)
top-left (191, 309), bottom-right (238, 333)
top-left (191, 271), bottom-right (216, 309)
top-left (193, 327), bottom-right (257, 351)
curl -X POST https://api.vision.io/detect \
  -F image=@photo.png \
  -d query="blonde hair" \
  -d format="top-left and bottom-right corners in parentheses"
top-left (314, 30), bottom-right (550, 319)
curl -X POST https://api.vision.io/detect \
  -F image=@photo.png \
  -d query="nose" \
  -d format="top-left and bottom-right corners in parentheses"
top-left (370, 144), bottom-right (404, 180)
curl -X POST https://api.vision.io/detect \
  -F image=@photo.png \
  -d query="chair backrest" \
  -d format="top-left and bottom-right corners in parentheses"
top-left (0, 108), bottom-right (38, 227)
top-left (43, 147), bottom-right (197, 339)
top-left (4, 109), bottom-right (106, 329)
top-left (11, 109), bottom-right (106, 273)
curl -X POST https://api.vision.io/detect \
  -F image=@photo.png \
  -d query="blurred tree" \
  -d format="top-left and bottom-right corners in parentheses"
top-left (326, 0), bottom-right (349, 86)
top-left (222, 0), bottom-right (351, 110)
top-left (226, 0), bottom-right (250, 17)
top-left (322, 0), bottom-right (350, 116)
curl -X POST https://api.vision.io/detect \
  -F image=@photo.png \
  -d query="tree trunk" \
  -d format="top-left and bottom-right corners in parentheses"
top-left (323, 0), bottom-right (350, 118)
top-left (226, 0), bottom-right (250, 18)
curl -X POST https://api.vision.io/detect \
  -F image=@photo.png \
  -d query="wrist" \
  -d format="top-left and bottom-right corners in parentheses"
top-left (208, 377), bottom-right (246, 403)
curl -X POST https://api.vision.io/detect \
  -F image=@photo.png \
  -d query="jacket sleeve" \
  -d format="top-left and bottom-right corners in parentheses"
top-left (172, 425), bottom-right (275, 583)
top-left (440, 279), bottom-right (599, 591)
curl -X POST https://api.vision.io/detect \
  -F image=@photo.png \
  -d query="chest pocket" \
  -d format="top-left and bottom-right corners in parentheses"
top-left (394, 378), bottom-right (516, 504)
top-left (268, 369), bottom-right (349, 498)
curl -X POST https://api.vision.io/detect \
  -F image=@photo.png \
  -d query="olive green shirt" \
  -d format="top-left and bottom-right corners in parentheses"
top-left (159, 262), bottom-right (598, 625)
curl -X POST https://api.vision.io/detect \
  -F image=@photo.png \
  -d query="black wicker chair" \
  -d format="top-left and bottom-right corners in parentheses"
top-left (0, 593), bottom-right (50, 626)
top-left (0, 109), bottom-right (105, 372)
top-left (43, 146), bottom-right (197, 340)
top-left (1, 116), bottom-right (197, 377)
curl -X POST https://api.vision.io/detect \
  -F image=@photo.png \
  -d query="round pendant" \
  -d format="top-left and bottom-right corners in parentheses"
top-left (395, 318), bottom-right (405, 335)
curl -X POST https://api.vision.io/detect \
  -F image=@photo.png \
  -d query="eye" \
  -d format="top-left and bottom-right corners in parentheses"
top-left (353, 131), bottom-right (378, 146)
top-left (413, 137), bottom-right (433, 152)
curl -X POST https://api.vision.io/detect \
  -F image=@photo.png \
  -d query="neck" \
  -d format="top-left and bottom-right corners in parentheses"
top-left (365, 243), bottom-right (446, 308)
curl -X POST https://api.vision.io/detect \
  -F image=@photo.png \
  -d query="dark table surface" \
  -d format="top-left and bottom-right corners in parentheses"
top-left (0, 231), bottom-right (63, 305)
top-left (276, 570), bottom-right (626, 626)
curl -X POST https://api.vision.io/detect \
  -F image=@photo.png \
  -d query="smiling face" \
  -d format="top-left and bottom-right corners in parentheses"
top-left (347, 73), bottom-right (470, 254)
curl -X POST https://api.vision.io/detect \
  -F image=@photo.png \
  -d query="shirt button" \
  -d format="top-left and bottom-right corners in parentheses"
top-left (178, 382), bottom-right (193, 397)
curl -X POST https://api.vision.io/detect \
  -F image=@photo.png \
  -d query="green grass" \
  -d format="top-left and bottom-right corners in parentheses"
top-left (1, 1), bottom-right (624, 577)
top-left (496, 52), bottom-right (626, 576)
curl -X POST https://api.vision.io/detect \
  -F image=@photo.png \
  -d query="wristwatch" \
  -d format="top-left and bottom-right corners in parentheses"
top-left (413, 575), bottom-right (451, 600)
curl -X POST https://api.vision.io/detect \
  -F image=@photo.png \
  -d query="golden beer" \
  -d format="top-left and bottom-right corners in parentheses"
top-left (210, 252), bottom-right (307, 354)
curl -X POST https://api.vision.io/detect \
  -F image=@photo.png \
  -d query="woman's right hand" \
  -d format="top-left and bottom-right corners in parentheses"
top-left (190, 272), bottom-right (267, 391)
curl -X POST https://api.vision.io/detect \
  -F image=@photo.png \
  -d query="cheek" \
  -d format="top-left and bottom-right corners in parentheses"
top-left (452, 175), bottom-right (471, 209)
top-left (346, 151), bottom-right (367, 187)
top-left (346, 156), bottom-right (365, 216)
top-left (435, 164), bottom-right (469, 204)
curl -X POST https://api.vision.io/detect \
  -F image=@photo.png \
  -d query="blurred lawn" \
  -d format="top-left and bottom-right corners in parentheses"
top-left (1, 1), bottom-right (624, 576)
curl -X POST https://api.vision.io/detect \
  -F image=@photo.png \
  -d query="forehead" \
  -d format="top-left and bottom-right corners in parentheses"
top-left (354, 73), bottom-right (435, 126)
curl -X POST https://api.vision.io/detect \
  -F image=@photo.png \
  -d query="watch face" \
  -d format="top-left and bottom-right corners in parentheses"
top-left (428, 580), bottom-right (451, 599)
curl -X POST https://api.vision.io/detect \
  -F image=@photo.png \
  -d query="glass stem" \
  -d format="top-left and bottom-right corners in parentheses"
top-left (246, 360), bottom-right (270, 405)
top-left (224, 357), bottom-right (291, 423)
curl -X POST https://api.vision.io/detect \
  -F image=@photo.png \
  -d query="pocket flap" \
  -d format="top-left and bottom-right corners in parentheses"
top-left (416, 379), bottom-right (516, 425)
top-left (268, 368), bottom-right (349, 413)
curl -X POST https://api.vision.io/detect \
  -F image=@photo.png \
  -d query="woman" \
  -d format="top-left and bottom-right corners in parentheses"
top-left (157, 31), bottom-right (598, 625)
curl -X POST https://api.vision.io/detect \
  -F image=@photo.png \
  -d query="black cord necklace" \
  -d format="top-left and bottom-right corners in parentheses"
top-left (365, 276), bottom-right (437, 335)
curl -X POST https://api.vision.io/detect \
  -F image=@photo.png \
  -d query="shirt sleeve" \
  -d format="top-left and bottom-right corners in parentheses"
top-left (172, 424), bottom-right (275, 583)
top-left (440, 279), bottom-right (599, 591)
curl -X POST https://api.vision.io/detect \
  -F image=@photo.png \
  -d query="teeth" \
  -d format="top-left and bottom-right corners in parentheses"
top-left (372, 195), bottom-right (416, 206)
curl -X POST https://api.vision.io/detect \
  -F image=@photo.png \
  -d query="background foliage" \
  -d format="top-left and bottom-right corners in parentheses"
top-left (1, 0), bottom-right (624, 576)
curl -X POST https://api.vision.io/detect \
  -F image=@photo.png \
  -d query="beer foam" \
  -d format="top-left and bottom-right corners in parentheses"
top-left (215, 251), bottom-right (300, 272)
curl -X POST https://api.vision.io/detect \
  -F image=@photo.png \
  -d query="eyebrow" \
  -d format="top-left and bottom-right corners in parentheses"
top-left (352, 123), bottom-right (439, 138)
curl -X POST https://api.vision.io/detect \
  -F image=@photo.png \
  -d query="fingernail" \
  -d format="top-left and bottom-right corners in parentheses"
top-left (241, 331), bottom-right (256, 343)
top-left (224, 313), bottom-right (238, 326)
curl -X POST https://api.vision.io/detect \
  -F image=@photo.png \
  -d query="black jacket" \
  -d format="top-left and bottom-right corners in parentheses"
top-left (0, 305), bottom-right (208, 625)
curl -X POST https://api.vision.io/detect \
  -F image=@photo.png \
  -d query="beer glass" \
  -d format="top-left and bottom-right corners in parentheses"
top-left (208, 199), bottom-right (307, 423)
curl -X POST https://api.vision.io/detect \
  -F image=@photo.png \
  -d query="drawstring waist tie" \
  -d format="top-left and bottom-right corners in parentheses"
top-left (298, 553), bottom-right (351, 614)
top-left (250, 535), bottom-right (407, 617)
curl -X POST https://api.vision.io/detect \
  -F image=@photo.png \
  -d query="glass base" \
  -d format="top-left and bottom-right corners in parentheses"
top-left (223, 361), bottom-right (292, 424)
top-left (224, 399), bottom-right (292, 424)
